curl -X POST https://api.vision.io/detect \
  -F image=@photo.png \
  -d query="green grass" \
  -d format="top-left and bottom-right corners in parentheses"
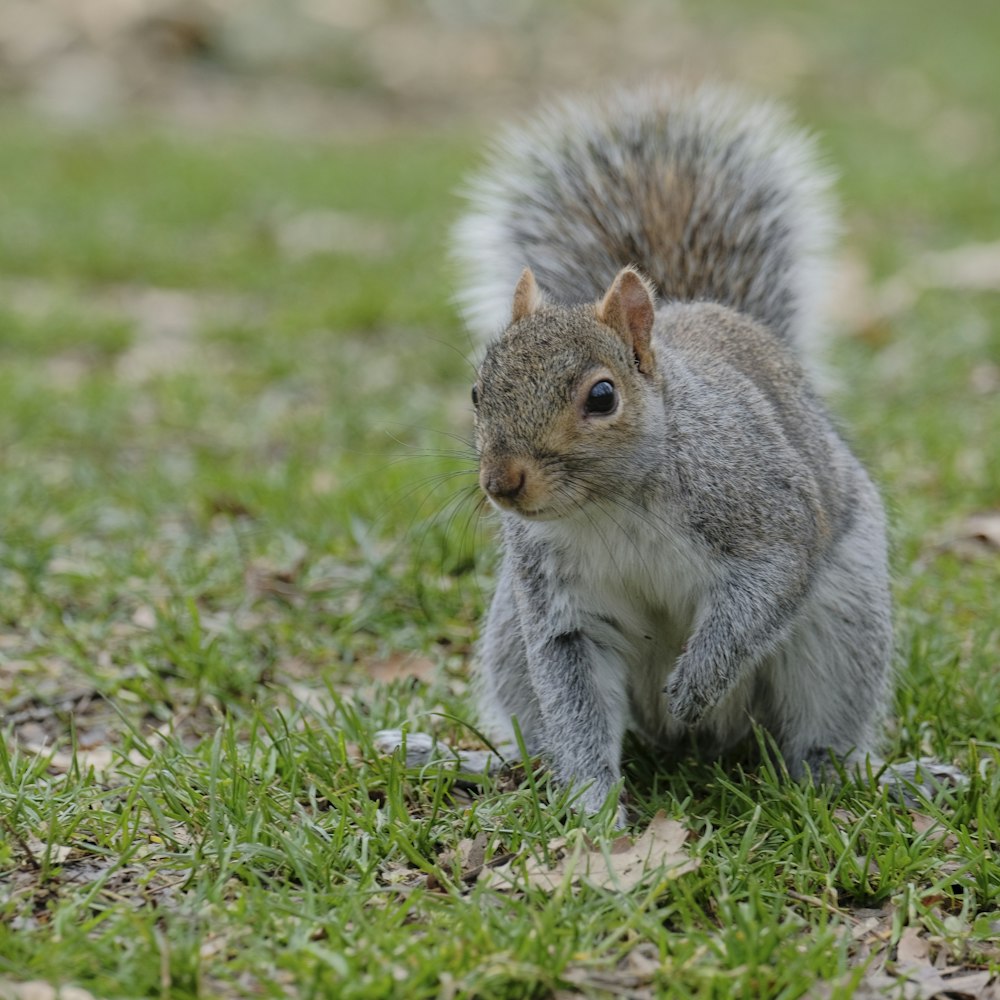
top-left (1, 4), bottom-right (999, 997)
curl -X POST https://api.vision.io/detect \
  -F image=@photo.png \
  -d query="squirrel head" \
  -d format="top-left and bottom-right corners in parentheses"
top-left (473, 266), bottom-right (662, 520)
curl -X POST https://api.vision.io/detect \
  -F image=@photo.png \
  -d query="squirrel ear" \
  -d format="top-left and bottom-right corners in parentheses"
top-left (511, 268), bottom-right (544, 323)
top-left (596, 267), bottom-right (656, 374)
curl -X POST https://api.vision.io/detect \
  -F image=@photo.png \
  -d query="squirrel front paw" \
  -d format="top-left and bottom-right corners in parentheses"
top-left (663, 656), bottom-right (717, 726)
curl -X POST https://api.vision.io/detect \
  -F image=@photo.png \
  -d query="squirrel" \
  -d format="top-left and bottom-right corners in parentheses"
top-left (376, 82), bottom-right (961, 822)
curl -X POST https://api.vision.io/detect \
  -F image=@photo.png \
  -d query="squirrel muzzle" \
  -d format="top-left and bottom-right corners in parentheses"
top-left (479, 458), bottom-right (526, 504)
top-left (479, 456), bottom-right (548, 516)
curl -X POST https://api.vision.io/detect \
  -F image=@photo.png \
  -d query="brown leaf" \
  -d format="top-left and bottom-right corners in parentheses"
top-left (479, 811), bottom-right (699, 894)
top-left (245, 560), bottom-right (305, 600)
top-left (896, 926), bottom-right (931, 967)
top-left (909, 811), bottom-right (959, 851)
top-left (557, 943), bottom-right (663, 997)
top-left (936, 511), bottom-right (1000, 561)
top-left (431, 832), bottom-right (510, 892)
top-left (367, 653), bottom-right (438, 685)
top-left (458, 832), bottom-right (488, 875)
top-left (37, 743), bottom-right (156, 775)
top-left (850, 904), bottom-right (895, 946)
top-left (929, 971), bottom-right (993, 997)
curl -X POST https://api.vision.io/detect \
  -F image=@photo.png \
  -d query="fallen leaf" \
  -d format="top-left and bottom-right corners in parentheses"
top-left (852, 967), bottom-right (995, 1000)
top-left (44, 747), bottom-right (115, 773)
top-left (559, 963), bottom-right (655, 999)
top-left (367, 653), bottom-right (438, 685)
top-left (456, 832), bottom-right (488, 874)
top-left (936, 511), bottom-right (1000, 561)
top-left (431, 831), bottom-right (492, 890)
top-left (909, 811), bottom-right (959, 850)
top-left (24, 840), bottom-right (74, 866)
top-left (903, 969), bottom-right (992, 999)
top-left (832, 807), bottom-right (857, 828)
top-left (852, 914), bottom-right (892, 943)
top-left (479, 811), bottom-right (698, 894)
top-left (896, 926), bottom-right (931, 967)
top-left (285, 682), bottom-right (339, 717)
top-left (245, 560), bottom-right (305, 600)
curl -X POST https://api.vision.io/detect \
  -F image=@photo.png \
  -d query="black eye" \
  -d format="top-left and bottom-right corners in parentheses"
top-left (471, 384), bottom-right (479, 407)
top-left (585, 380), bottom-right (616, 415)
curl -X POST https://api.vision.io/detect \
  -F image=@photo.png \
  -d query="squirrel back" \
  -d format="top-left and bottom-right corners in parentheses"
top-left (453, 83), bottom-right (836, 357)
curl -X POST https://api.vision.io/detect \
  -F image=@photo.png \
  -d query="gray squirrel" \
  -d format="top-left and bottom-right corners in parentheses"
top-left (376, 83), bottom-right (960, 821)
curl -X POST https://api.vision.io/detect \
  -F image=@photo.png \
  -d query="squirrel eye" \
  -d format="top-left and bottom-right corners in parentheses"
top-left (471, 384), bottom-right (479, 407)
top-left (585, 379), bottom-right (617, 415)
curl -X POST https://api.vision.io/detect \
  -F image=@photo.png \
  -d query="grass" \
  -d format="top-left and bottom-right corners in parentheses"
top-left (1, 3), bottom-right (999, 997)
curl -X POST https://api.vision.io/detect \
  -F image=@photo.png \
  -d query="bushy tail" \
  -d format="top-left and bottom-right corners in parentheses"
top-left (452, 82), bottom-right (836, 356)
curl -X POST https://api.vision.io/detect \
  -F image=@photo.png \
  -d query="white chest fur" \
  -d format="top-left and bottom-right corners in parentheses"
top-left (522, 504), bottom-right (723, 745)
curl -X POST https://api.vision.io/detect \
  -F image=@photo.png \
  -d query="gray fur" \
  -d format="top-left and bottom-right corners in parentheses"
top-left (376, 84), bottom-right (962, 818)
top-left (453, 82), bottom-right (836, 359)
top-left (467, 297), bottom-right (898, 816)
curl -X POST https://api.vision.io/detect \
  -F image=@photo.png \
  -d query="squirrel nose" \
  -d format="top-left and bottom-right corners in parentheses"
top-left (480, 461), bottom-right (527, 502)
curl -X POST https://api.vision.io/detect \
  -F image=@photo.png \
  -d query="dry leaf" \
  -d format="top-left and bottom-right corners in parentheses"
top-left (909, 811), bottom-right (959, 850)
top-left (44, 747), bottom-right (116, 774)
top-left (557, 943), bottom-right (663, 998)
top-left (429, 831), bottom-right (493, 891)
top-left (457, 832), bottom-right (488, 874)
top-left (956, 512), bottom-right (1000, 550)
top-left (23, 840), bottom-right (73, 866)
top-left (367, 653), bottom-right (438, 685)
top-left (245, 560), bottom-right (305, 600)
top-left (900, 969), bottom-right (992, 999)
top-left (285, 682), bottom-right (338, 717)
top-left (936, 511), bottom-right (1000, 561)
top-left (479, 811), bottom-right (698, 894)
top-left (883, 924), bottom-right (996, 1000)
top-left (560, 964), bottom-right (655, 999)
top-left (928, 971), bottom-right (993, 997)
top-left (896, 926), bottom-right (931, 967)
